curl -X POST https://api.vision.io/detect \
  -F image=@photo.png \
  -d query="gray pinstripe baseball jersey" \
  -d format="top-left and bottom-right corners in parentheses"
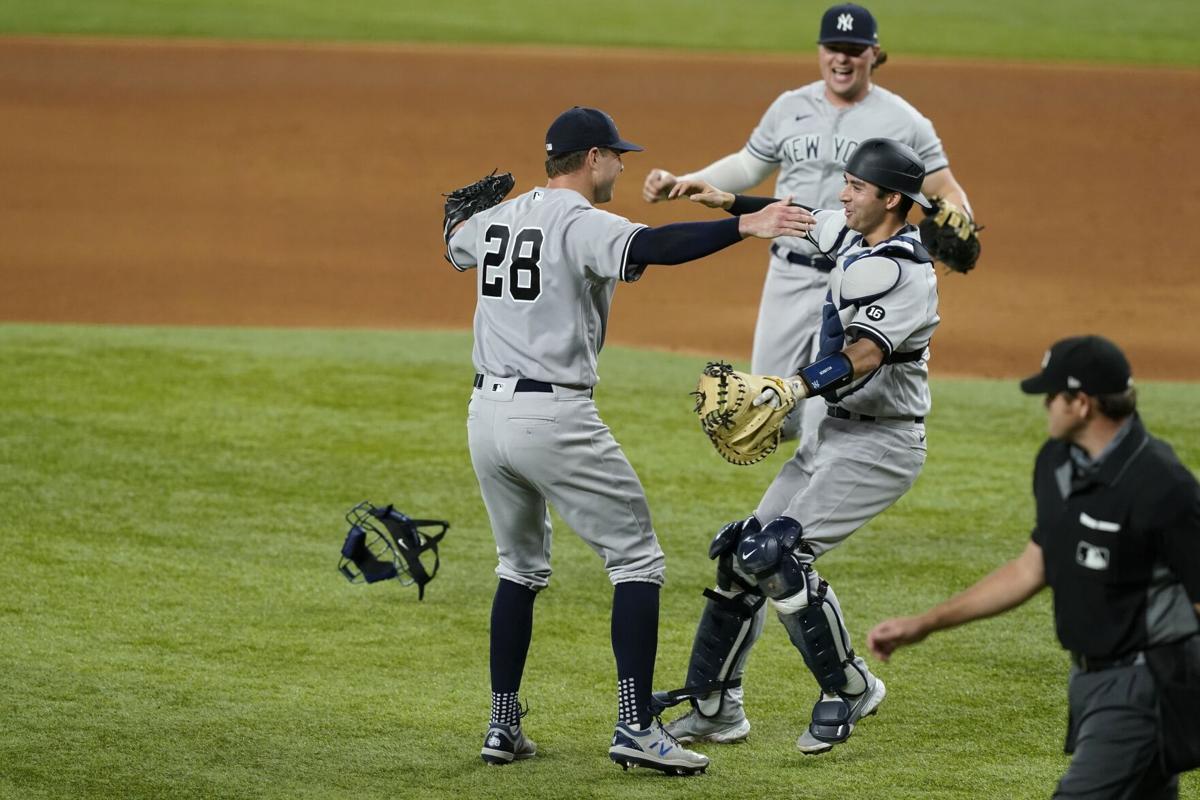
top-left (447, 185), bottom-right (663, 590)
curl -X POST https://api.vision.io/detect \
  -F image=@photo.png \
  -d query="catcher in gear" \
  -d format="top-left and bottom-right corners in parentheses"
top-left (658, 138), bottom-right (940, 756)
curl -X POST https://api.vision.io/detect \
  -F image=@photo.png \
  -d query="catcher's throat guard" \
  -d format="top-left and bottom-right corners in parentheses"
top-left (338, 502), bottom-right (448, 600)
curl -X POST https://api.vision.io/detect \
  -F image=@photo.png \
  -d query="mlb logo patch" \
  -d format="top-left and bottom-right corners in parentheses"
top-left (1075, 541), bottom-right (1110, 571)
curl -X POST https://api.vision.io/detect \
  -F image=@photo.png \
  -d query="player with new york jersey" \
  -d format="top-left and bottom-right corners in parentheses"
top-left (444, 106), bottom-right (812, 775)
top-left (656, 138), bottom-right (938, 755)
top-left (642, 3), bottom-right (972, 503)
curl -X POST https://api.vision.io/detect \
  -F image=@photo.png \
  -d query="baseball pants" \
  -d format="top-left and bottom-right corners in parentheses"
top-left (467, 376), bottom-right (665, 591)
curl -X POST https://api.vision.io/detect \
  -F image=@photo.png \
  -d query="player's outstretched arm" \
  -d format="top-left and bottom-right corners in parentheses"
top-left (737, 197), bottom-right (813, 239)
top-left (625, 202), bottom-right (813, 268)
top-left (644, 150), bottom-right (775, 204)
top-left (866, 541), bottom-right (1047, 662)
top-left (753, 337), bottom-right (884, 409)
top-left (642, 168), bottom-right (678, 203)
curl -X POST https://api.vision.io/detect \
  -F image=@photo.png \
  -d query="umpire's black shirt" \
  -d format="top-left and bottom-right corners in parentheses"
top-left (1031, 414), bottom-right (1200, 659)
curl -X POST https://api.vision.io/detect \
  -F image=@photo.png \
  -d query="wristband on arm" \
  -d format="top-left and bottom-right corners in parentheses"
top-left (798, 352), bottom-right (854, 397)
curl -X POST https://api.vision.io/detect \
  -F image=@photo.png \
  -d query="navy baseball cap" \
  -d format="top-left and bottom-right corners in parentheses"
top-left (818, 3), bottom-right (879, 46)
top-left (1019, 335), bottom-right (1133, 395)
top-left (545, 107), bottom-right (644, 157)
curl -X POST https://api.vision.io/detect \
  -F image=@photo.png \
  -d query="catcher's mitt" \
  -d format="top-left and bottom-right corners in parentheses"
top-left (693, 361), bottom-right (799, 466)
top-left (442, 169), bottom-right (516, 242)
top-left (918, 197), bottom-right (981, 274)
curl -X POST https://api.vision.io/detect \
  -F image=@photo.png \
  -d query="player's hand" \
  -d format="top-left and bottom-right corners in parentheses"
top-left (668, 178), bottom-right (733, 209)
top-left (738, 196), bottom-right (816, 239)
top-left (643, 168), bottom-right (678, 203)
top-left (752, 377), bottom-right (805, 407)
top-left (866, 616), bottom-right (929, 662)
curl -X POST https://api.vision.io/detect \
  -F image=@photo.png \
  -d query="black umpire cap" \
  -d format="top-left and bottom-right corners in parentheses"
top-left (1019, 335), bottom-right (1133, 395)
top-left (818, 3), bottom-right (879, 46)
top-left (545, 107), bottom-right (644, 157)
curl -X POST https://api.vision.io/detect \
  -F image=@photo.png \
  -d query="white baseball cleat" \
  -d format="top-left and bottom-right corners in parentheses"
top-left (795, 676), bottom-right (886, 754)
top-left (609, 718), bottom-right (710, 776)
top-left (664, 708), bottom-right (751, 744)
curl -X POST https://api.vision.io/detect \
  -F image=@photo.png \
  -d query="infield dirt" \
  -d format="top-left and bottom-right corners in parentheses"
top-left (2, 38), bottom-right (1197, 378)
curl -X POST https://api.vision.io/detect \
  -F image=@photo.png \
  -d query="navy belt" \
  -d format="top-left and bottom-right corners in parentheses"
top-left (1071, 651), bottom-right (1144, 672)
top-left (827, 406), bottom-right (924, 424)
top-left (771, 243), bottom-right (835, 272)
top-left (473, 374), bottom-right (553, 393)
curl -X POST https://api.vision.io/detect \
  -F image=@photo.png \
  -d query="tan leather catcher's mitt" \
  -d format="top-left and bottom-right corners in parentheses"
top-left (692, 361), bottom-right (799, 466)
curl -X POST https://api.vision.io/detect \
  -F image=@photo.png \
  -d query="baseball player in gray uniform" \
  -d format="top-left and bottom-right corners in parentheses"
top-left (444, 106), bottom-right (812, 774)
top-left (643, 2), bottom-right (971, 488)
top-left (654, 138), bottom-right (939, 754)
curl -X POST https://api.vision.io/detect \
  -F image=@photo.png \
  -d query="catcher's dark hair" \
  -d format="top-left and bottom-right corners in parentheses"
top-left (546, 150), bottom-right (589, 178)
top-left (875, 185), bottom-right (914, 216)
top-left (872, 50), bottom-right (888, 71)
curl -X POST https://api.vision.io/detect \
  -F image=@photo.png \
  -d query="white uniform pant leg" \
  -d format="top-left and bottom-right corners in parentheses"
top-left (468, 388), bottom-right (665, 590)
top-left (469, 394), bottom-right (554, 590)
top-left (755, 416), bottom-right (927, 554)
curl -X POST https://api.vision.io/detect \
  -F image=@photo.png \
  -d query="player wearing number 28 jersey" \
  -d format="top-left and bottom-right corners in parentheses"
top-left (445, 106), bottom-right (811, 774)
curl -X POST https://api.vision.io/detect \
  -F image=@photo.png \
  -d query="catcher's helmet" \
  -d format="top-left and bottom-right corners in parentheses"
top-left (844, 138), bottom-right (931, 209)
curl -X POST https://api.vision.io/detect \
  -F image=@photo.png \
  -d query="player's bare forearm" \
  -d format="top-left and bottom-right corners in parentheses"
top-left (842, 337), bottom-right (884, 379)
top-left (868, 541), bottom-right (1045, 661)
top-left (922, 168), bottom-right (972, 219)
top-left (737, 197), bottom-right (814, 239)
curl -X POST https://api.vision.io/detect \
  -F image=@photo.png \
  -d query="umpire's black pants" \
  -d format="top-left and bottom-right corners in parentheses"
top-left (1054, 660), bottom-right (1177, 799)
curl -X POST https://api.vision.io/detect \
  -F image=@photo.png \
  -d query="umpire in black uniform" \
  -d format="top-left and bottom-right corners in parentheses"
top-left (867, 335), bottom-right (1200, 799)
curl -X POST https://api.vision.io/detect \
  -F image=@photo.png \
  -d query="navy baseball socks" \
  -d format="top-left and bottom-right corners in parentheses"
top-left (607, 582), bottom-right (709, 776)
top-left (482, 580), bottom-right (537, 765)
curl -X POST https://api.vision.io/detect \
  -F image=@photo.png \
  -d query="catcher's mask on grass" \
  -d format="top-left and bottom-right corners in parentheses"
top-left (338, 502), bottom-right (448, 600)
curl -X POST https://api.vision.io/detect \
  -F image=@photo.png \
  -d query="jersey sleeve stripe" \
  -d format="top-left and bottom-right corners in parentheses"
top-left (846, 322), bottom-right (893, 356)
top-left (744, 143), bottom-right (779, 164)
top-left (445, 241), bottom-right (469, 272)
top-left (620, 225), bottom-right (650, 282)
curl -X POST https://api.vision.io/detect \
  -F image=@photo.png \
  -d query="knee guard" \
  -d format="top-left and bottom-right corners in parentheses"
top-left (735, 516), bottom-right (807, 601)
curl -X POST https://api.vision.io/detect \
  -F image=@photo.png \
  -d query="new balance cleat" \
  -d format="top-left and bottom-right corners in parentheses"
top-left (664, 709), bottom-right (750, 744)
top-left (609, 719), bottom-right (710, 776)
top-left (481, 722), bottom-right (537, 765)
top-left (796, 676), bottom-right (886, 754)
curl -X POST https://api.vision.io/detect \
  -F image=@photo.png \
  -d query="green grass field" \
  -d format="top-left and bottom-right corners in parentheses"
top-left (1, 325), bottom-right (1197, 799)
top-left (2, 0), bottom-right (1199, 66)
top-left (3, 0), bottom-right (1198, 795)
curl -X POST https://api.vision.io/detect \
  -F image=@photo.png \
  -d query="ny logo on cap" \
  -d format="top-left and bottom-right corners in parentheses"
top-left (837, 13), bottom-right (854, 31)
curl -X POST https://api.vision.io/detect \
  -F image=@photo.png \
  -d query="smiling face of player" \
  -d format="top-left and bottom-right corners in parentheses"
top-left (840, 172), bottom-right (899, 240)
top-left (819, 43), bottom-right (878, 106)
top-left (590, 147), bottom-right (625, 205)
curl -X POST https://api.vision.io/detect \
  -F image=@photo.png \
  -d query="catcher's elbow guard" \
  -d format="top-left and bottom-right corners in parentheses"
top-left (799, 352), bottom-right (853, 397)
